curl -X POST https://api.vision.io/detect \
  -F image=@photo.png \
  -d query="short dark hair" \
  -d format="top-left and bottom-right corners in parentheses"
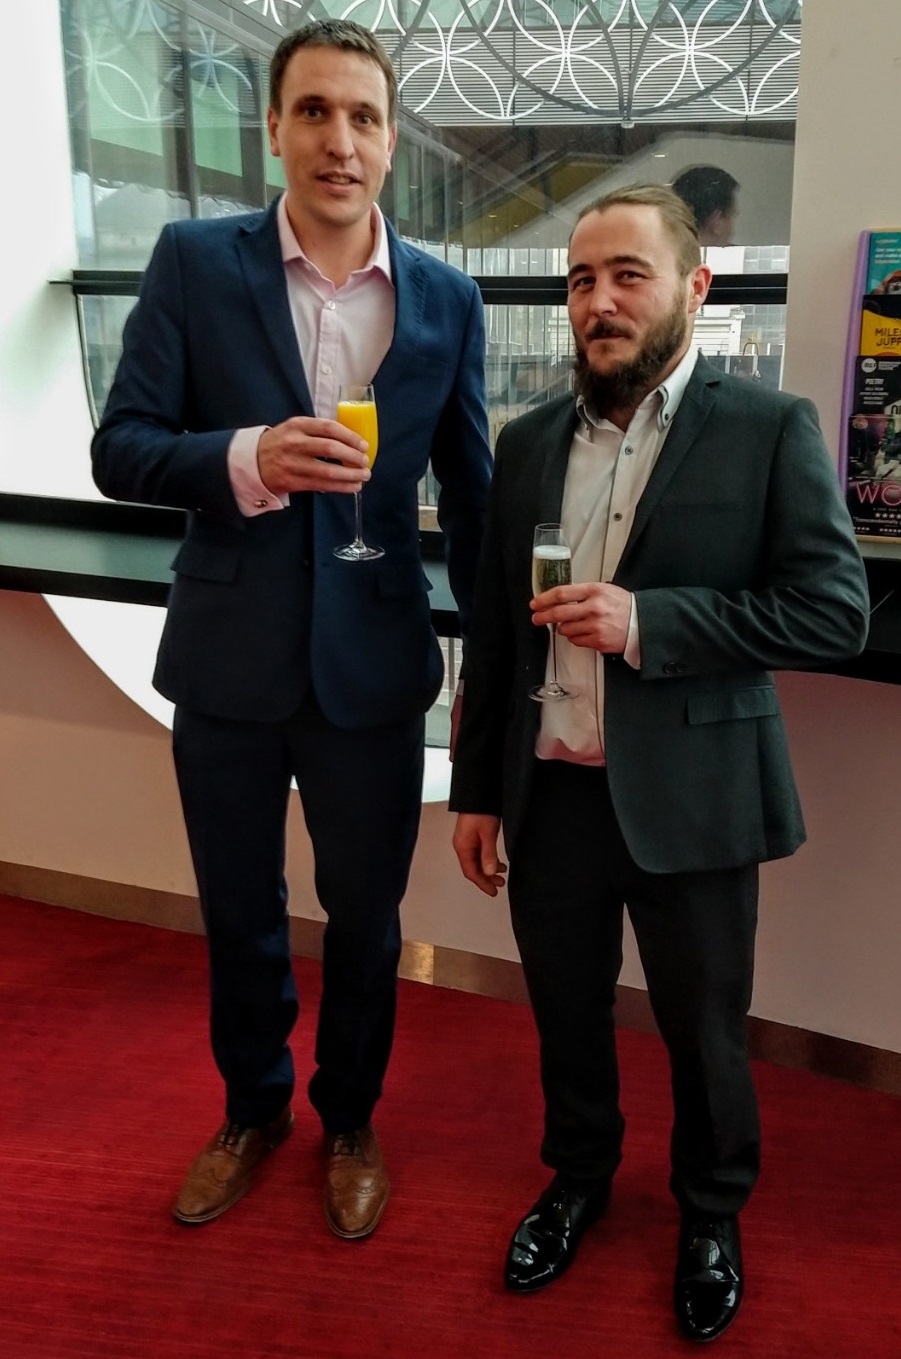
top-left (269, 19), bottom-right (398, 124)
top-left (573, 183), bottom-right (701, 276)
top-left (671, 166), bottom-right (739, 230)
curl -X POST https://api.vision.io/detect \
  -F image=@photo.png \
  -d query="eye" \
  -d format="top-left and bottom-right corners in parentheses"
top-left (568, 275), bottom-right (592, 293)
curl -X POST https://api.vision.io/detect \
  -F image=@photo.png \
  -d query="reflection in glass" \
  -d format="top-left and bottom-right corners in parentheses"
top-left (62, 0), bottom-right (270, 268)
top-left (61, 0), bottom-right (794, 447)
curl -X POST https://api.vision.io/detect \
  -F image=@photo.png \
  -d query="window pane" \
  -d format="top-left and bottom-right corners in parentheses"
top-left (63, 0), bottom-right (189, 266)
top-left (187, 19), bottom-right (267, 213)
top-left (77, 294), bottom-right (139, 425)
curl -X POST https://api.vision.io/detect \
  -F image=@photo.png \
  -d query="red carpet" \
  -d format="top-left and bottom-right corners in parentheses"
top-left (1, 893), bottom-right (900, 1358)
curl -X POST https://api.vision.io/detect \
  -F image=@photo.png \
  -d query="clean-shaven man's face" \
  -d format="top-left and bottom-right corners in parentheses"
top-left (267, 45), bottom-right (397, 239)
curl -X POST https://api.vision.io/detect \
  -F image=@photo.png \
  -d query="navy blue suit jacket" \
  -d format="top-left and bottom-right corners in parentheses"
top-left (92, 201), bottom-right (492, 727)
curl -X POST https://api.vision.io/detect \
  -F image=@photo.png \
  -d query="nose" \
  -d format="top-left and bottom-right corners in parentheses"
top-left (325, 112), bottom-right (355, 159)
top-left (587, 280), bottom-right (616, 317)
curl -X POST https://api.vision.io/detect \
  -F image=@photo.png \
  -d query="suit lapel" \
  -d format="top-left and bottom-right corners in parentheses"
top-left (373, 224), bottom-right (425, 390)
top-left (537, 401), bottom-right (580, 525)
top-left (616, 355), bottom-right (719, 575)
top-left (236, 201), bottom-right (314, 412)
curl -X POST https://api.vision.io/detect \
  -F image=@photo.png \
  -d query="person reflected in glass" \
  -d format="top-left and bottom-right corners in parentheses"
top-left (672, 165), bottom-right (740, 247)
top-left (92, 19), bottom-right (491, 1241)
top-left (450, 185), bottom-right (867, 1343)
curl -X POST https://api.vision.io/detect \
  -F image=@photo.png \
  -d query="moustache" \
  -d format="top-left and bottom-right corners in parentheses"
top-left (584, 321), bottom-right (632, 342)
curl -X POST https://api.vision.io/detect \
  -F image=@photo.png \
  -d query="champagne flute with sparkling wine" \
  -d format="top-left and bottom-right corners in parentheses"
top-left (333, 383), bottom-right (383, 562)
top-left (530, 522), bottom-right (574, 702)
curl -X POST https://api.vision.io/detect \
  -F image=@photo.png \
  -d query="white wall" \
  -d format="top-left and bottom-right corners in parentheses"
top-left (783, 0), bottom-right (901, 454)
top-left (750, 0), bottom-right (901, 1049)
top-left (2, 0), bottom-right (901, 1054)
top-left (0, 0), bottom-right (96, 500)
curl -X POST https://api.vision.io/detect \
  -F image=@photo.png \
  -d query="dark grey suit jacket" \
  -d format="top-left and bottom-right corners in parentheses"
top-left (449, 356), bottom-right (869, 874)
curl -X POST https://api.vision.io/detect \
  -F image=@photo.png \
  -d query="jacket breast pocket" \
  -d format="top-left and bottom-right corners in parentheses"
top-left (686, 685), bottom-right (780, 725)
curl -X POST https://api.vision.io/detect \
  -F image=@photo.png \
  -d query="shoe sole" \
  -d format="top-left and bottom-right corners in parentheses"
top-left (172, 1109), bottom-right (294, 1226)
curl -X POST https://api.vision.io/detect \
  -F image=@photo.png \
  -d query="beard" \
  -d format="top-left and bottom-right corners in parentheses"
top-left (573, 293), bottom-right (689, 417)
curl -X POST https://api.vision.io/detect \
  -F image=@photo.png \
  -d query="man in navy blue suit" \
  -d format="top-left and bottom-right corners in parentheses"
top-left (92, 19), bottom-right (492, 1238)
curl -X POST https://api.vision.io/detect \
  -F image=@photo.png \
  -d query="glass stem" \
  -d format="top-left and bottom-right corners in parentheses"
top-left (352, 490), bottom-right (364, 547)
top-left (550, 623), bottom-right (559, 683)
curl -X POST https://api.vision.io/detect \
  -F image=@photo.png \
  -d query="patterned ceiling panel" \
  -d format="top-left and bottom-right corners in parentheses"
top-left (239, 0), bottom-right (803, 124)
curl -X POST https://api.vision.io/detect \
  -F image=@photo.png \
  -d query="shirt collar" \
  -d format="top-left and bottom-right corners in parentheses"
top-left (577, 344), bottom-right (699, 435)
top-left (276, 193), bottom-right (393, 284)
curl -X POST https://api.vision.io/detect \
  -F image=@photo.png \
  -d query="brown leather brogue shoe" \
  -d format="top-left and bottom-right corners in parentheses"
top-left (323, 1123), bottom-right (390, 1239)
top-left (173, 1106), bottom-right (294, 1225)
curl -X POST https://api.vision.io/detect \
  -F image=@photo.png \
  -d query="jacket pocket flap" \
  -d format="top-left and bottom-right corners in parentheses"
top-left (376, 561), bottom-right (433, 597)
top-left (687, 686), bottom-right (779, 725)
top-left (171, 540), bottom-right (238, 582)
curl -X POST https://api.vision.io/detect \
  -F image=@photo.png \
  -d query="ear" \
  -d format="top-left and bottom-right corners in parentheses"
top-left (687, 264), bottom-right (712, 315)
top-left (266, 106), bottom-right (281, 159)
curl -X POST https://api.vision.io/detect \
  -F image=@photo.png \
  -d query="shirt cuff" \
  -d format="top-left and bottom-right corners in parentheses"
top-left (228, 427), bottom-right (288, 516)
top-left (624, 594), bottom-right (641, 669)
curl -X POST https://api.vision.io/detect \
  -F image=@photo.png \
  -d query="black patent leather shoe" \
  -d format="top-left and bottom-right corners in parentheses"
top-left (674, 1215), bottom-right (743, 1343)
top-left (504, 1175), bottom-right (610, 1293)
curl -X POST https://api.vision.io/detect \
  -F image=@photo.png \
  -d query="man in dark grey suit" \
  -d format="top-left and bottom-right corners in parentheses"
top-left (92, 21), bottom-right (491, 1240)
top-left (450, 185), bottom-right (868, 1342)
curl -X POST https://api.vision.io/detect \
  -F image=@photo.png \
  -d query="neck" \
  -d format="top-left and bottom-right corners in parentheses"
top-left (285, 202), bottom-right (376, 288)
top-left (605, 403), bottom-right (639, 433)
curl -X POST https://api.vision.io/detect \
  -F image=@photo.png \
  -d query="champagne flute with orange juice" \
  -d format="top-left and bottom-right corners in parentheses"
top-left (333, 383), bottom-right (384, 562)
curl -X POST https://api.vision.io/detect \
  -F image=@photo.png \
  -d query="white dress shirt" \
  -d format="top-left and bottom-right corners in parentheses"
top-left (227, 193), bottom-right (396, 516)
top-left (536, 345), bottom-right (700, 765)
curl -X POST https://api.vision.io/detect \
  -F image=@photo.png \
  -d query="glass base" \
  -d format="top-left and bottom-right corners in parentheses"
top-left (334, 541), bottom-right (385, 561)
top-left (530, 682), bottom-right (575, 702)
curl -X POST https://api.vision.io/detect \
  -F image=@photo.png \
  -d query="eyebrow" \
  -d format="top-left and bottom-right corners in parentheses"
top-left (567, 252), bottom-right (654, 280)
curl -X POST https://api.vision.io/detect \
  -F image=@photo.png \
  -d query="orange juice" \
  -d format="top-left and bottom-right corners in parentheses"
top-left (337, 400), bottom-right (379, 467)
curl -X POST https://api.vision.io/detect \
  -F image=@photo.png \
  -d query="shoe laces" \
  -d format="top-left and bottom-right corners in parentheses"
top-left (218, 1120), bottom-right (250, 1149)
top-left (330, 1130), bottom-right (362, 1157)
top-left (685, 1221), bottom-right (737, 1277)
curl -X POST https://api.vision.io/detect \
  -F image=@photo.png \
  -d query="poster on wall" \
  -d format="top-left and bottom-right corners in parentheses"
top-left (866, 231), bottom-right (901, 295)
top-left (859, 295), bottom-right (901, 357)
top-left (842, 230), bottom-right (901, 540)
top-left (853, 355), bottom-right (901, 415)
top-left (846, 413), bottom-right (901, 539)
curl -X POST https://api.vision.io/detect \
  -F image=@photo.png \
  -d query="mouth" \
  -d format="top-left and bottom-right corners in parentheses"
top-left (587, 325), bottom-right (631, 343)
top-left (318, 173), bottom-right (360, 187)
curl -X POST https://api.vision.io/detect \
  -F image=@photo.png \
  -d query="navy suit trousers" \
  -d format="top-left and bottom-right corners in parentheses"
top-left (172, 692), bottom-right (425, 1132)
